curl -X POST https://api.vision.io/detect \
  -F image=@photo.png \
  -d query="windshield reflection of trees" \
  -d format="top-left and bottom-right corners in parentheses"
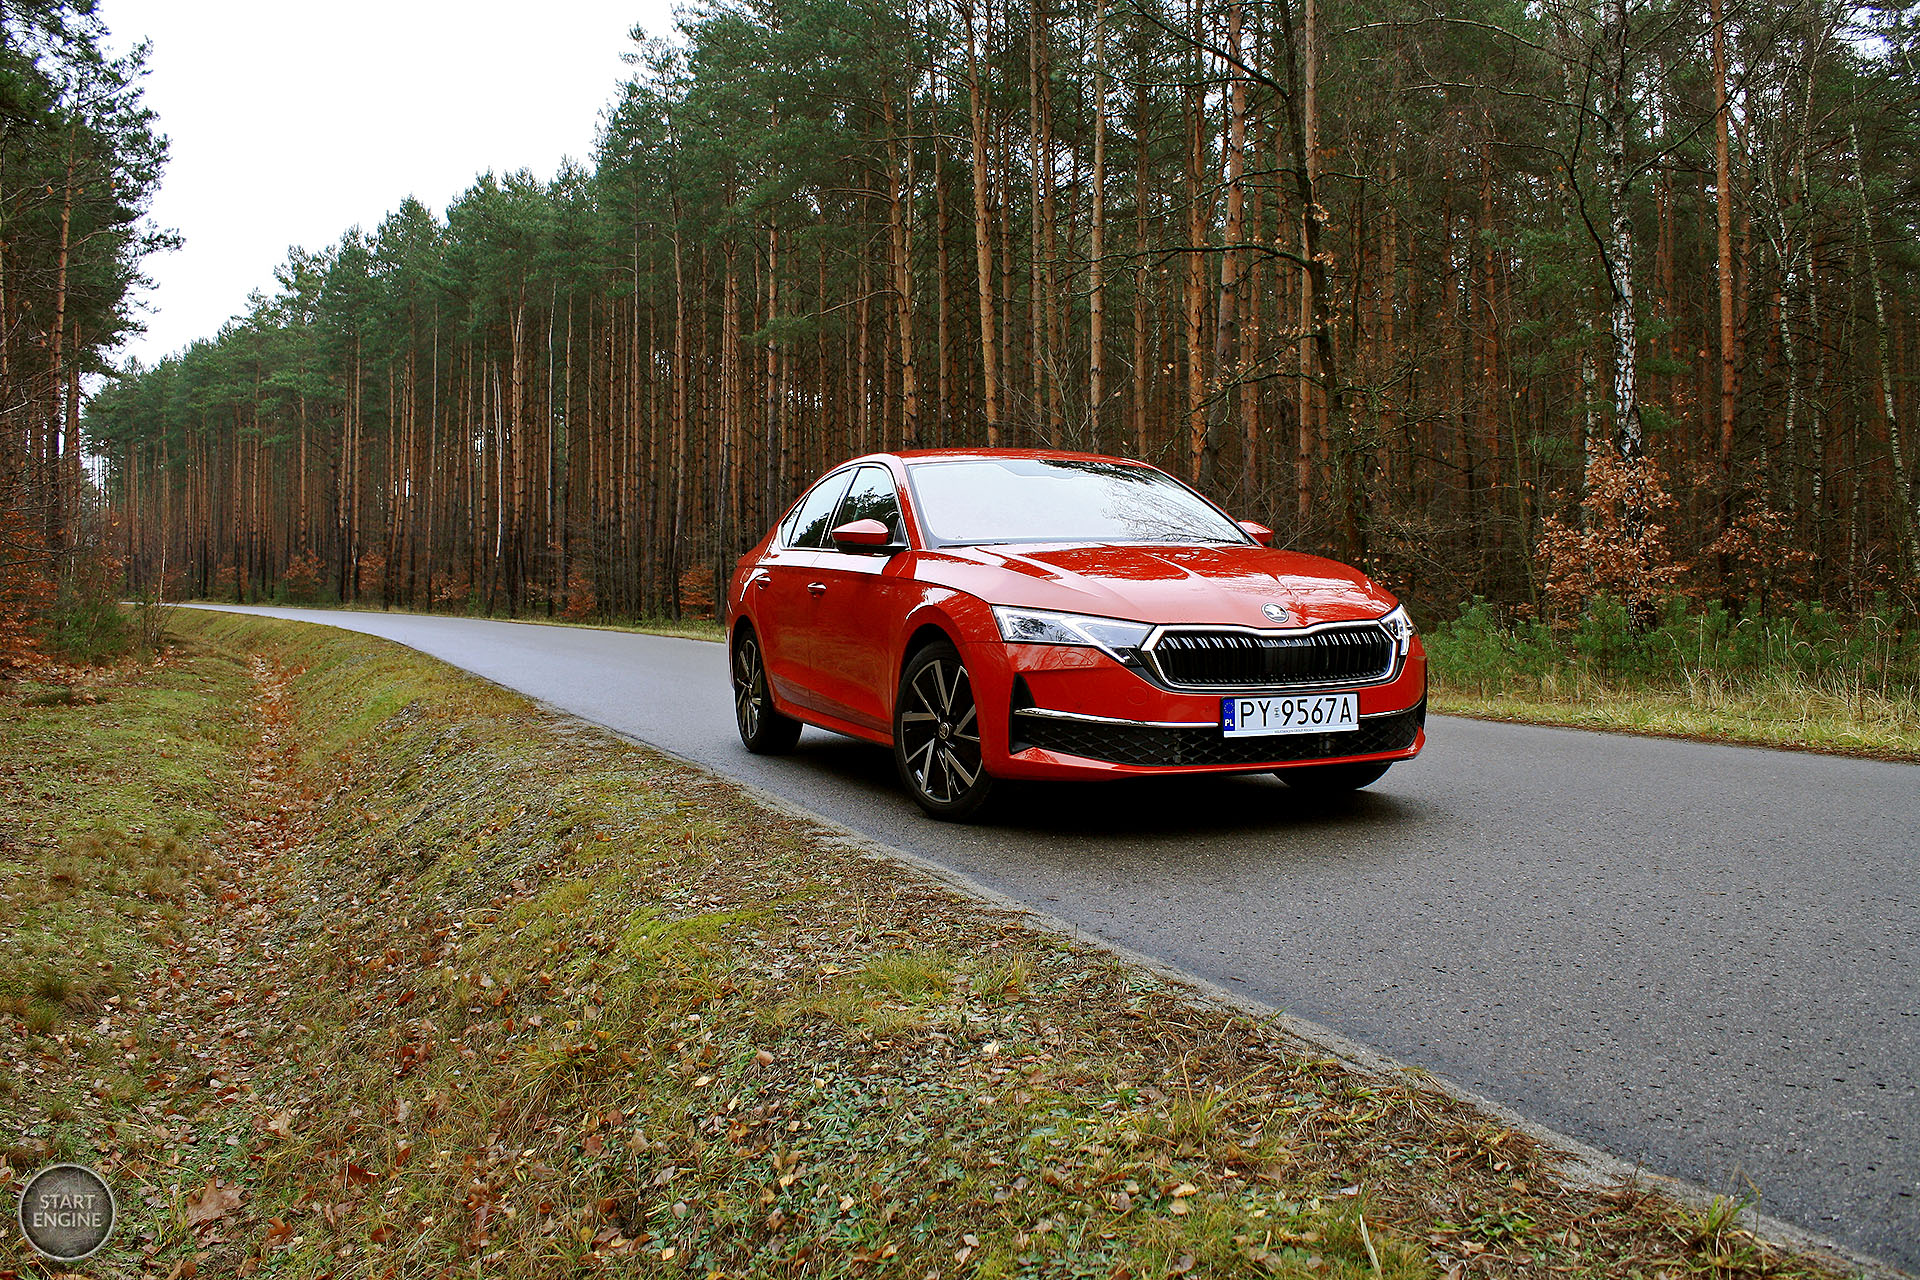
top-left (916, 459), bottom-right (1239, 545)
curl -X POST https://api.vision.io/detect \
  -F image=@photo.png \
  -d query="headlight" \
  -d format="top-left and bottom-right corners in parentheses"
top-left (991, 606), bottom-right (1153, 664)
top-left (1379, 604), bottom-right (1416, 657)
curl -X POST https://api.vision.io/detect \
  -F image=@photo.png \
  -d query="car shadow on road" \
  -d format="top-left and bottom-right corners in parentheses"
top-left (784, 733), bottom-right (1436, 838)
top-left (983, 773), bottom-right (1432, 837)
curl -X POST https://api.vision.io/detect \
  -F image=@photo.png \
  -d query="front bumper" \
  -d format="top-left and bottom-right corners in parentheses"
top-left (960, 634), bottom-right (1428, 781)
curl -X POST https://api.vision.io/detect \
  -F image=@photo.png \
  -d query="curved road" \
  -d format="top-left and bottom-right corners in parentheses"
top-left (188, 606), bottom-right (1919, 1268)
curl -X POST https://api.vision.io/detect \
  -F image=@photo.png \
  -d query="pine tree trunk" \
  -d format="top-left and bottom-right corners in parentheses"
top-left (1211, 0), bottom-right (1248, 491)
top-left (883, 92), bottom-right (921, 447)
top-left (1035, 5), bottom-right (1065, 442)
top-left (1088, 0), bottom-right (1108, 447)
top-left (1183, 10), bottom-right (1207, 483)
top-left (1294, 0), bottom-right (1318, 528)
top-left (1850, 124), bottom-right (1920, 571)
top-left (1712, 0), bottom-right (1737, 490)
top-left (670, 216), bottom-right (689, 617)
top-left (933, 85), bottom-right (954, 447)
top-left (960, 0), bottom-right (1001, 442)
top-left (47, 139), bottom-right (76, 549)
top-left (1133, 67), bottom-right (1151, 459)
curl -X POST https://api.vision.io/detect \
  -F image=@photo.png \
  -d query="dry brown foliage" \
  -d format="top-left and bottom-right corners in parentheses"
top-left (210, 559), bottom-right (241, 600)
top-left (281, 550), bottom-right (327, 603)
top-left (1709, 488), bottom-right (1815, 603)
top-left (677, 565), bottom-right (718, 619)
top-left (354, 551), bottom-right (387, 601)
top-left (0, 508), bottom-right (55, 677)
top-left (562, 564), bottom-right (597, 620)
top-left (432, 572), bottom-right (473, 608)
top-left (1536, 453), bottom-right (1689, 620)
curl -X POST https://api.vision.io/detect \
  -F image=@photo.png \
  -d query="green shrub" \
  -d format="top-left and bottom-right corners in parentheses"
top-left (44, 572), bottom-right (133, 664)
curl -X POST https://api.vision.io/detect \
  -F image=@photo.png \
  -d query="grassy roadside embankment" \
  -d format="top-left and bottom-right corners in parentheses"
top-left (1425, 599), bottom-right (1920, 762)
top-left (2, 609), bottom-right (1860, 1277)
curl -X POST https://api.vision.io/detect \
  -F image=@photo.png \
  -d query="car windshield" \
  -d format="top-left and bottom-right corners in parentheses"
top-left (906, 457), bottom-right (1249, 546)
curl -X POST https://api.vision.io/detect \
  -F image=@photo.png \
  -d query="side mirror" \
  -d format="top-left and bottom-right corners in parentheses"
top-left (1237, 520), bottom-right (1274, 546)
top-left (829, 518), bottom-right (902, 552)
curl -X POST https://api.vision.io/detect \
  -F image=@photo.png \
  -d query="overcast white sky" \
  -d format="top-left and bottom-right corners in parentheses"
top-left (99, 0), bottom-right (679, 371)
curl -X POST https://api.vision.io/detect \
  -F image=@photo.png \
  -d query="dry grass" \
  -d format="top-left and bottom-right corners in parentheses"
top-left (1432, 666), bottom-right (1920, 761)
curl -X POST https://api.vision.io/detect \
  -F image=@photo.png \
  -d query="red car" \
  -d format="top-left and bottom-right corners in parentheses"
top-left (726, 450), bottom-right (1426, 818)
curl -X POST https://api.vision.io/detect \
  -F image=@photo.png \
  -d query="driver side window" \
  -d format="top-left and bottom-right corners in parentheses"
top-left (784, 470), bottom-right (856, 549)
top-left (830, 466), bottom-right (905, 546)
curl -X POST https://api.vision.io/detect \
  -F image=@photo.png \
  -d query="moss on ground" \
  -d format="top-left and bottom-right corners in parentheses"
top-left (0, 638), bottom-right (252, 1038)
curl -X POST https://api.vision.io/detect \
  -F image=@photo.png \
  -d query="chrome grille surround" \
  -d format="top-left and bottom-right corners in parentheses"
top-left (1142, 619), bottom-right (1400, 692)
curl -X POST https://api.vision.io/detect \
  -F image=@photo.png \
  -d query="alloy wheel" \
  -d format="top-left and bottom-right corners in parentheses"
top-left (898, 652), bottom-right (984, 807)
top-left (733, 634), bottom-right (766, 740)
top-left (731, 628), bottom-right (801, 753)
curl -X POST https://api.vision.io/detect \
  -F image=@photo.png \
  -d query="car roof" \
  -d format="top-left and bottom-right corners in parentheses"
top-left (871, 447), bottom-right (1157, 467)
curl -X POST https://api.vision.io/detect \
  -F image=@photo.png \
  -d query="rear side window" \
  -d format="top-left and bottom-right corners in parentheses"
top-left (785, 470), bottom-right (856, 549)
top-left (831, 466), bottom-right (905, 545)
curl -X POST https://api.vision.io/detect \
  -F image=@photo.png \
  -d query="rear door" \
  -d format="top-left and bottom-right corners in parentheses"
top-left (809, 464), bottom-right (911, 732)
top-left (755, 468), bottom-right (855, 713)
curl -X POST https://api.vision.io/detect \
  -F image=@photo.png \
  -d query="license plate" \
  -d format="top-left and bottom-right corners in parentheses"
top-left (1222, 693), bottom-right (1359, 737)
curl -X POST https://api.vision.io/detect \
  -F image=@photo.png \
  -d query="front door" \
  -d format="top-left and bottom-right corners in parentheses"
top-left (757, 468), bottom-right (855, 714)
top-left (810, 464), bottom-right (910, 733)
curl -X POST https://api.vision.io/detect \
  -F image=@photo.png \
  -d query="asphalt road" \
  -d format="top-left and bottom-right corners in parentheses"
top-left (187, 605), bottom-right (1919, 1268)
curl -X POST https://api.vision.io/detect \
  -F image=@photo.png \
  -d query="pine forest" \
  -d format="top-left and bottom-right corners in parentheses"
top-left (20, 0), bottom-right (1920, 630)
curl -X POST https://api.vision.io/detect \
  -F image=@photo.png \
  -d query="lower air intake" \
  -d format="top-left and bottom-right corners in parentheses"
top-left (1013, 701), bottom-right (1424, 768)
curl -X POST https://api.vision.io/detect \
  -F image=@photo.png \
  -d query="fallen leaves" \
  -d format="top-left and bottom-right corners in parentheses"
top-left (184, 1176), bottom-right (241, 1227)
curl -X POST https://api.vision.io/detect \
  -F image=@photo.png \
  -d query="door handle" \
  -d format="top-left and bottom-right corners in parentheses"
top-left (754, 575), bottom-right (768, 591)
top-left (807, 582), bottom-right (827, 597)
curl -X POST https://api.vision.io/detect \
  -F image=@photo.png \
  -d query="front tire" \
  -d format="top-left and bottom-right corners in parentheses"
top-left (894, 641), bottom-right (995, 820)
top-left (733, 626), bottom-right (802, 754)
top-left (1277, 759), bottom-right (1392, 793)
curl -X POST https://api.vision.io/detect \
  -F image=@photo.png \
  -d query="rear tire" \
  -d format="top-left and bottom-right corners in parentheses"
top-left (732, 626), bottom-right (802, 754)
top-left (894, 641), bottom-right (995, 820)
top-left (1277, 760), bottom-right (1392, 792)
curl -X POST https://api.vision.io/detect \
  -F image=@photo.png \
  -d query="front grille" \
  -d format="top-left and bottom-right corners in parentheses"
top-left (1148, 624), bottom-right (1396, 689)
top-left (1012, 701), bottom-right (1424, 769)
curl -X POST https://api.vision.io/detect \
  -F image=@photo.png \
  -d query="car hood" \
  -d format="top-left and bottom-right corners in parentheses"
top-left (919, 542), bottom-right (1397, 628)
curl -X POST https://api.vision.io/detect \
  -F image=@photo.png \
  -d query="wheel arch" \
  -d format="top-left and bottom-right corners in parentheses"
top-left (899, 620), bottom-right (960, 673)
top-left (894, 590), bottom-right (994, 680)
top-left (729, 611), bottom-right (804, 725)
top-left (891, 612), bottom-right (998, 819)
